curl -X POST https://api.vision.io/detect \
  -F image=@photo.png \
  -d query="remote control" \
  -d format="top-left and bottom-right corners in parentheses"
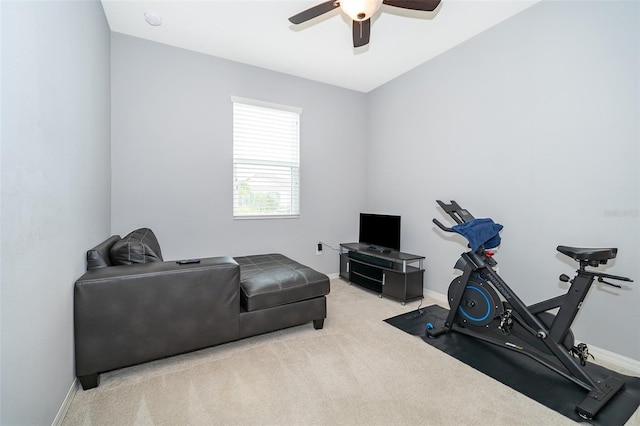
top-left (176, 259), bottom-right (200, 265)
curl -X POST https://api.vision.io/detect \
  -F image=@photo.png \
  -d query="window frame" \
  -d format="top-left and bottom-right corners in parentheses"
top-left (231, 96), bottom-right (302, 220)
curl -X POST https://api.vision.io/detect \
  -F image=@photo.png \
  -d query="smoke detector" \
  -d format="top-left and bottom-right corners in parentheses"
top-left (144, 11), bottom-right (163, 26)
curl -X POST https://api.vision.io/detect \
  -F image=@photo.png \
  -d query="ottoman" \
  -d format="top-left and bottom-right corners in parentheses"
top-left (234, 254), bottom-right (331, 338)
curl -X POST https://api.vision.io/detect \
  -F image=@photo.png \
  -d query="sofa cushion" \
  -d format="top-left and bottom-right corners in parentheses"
top-left (110, 228), bottom-right (163, 266)
top-left (234, 254), bottom-right (330, 312)
top-left (87, 235), bottom-right (121, 271)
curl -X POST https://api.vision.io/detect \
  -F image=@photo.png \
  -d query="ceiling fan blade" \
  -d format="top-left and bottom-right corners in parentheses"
top-left (382, 0), bottom-right (441, 12)
top-left (352, 19), bottom-right (371, 48)
top-left (289, 1), bottom-right (339, 24)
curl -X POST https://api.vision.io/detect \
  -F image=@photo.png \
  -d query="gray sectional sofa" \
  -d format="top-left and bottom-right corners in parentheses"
top-left (74, 228), bottom-right (330, 390)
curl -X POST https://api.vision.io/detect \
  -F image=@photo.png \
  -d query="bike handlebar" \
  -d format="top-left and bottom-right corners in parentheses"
top-left (433, 218), bottom-right (453, 232)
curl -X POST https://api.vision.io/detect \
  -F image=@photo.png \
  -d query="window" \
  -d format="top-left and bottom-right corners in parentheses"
top-left (232, 97), bottom-right (301, 219)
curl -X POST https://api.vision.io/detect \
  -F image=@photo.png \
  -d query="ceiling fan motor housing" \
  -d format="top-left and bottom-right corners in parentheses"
top-left (340, 0), bottom-right (383, 21)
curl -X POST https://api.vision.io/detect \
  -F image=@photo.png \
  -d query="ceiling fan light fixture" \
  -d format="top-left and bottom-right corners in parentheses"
top-left (339, 0), bottom-right (382, 21)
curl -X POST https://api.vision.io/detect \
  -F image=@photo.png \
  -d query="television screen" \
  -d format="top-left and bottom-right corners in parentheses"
top-left (359, 213), bottom-right (401, 251)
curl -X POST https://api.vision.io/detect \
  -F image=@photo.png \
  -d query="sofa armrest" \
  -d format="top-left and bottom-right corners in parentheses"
top-left (74, 256), bottom-right (240, 379)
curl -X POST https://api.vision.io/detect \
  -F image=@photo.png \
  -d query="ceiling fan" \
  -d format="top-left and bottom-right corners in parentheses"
top-left (288, 0), bottom-right (441, 48)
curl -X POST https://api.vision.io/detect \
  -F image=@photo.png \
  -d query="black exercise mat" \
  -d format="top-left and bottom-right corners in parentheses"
top-left (384, 305), bottom-right (640, 425)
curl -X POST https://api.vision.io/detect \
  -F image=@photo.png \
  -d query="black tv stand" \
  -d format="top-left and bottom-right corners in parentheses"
top-left (339, 243), bottom-right (424, 305)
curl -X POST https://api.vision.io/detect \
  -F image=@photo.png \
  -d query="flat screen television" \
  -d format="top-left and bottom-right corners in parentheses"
top-left (359, 213), bottom-right (401, 252)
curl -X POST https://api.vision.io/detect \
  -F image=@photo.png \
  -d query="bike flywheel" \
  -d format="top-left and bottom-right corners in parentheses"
top-left (448, 276), bottom-right (503, 327)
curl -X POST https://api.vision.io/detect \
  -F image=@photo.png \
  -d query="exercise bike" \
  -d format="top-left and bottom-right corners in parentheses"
top-left (427, 200), bottom-right (633, 420)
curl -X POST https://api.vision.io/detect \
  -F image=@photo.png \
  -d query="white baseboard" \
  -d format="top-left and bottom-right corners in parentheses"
top-left (584, 343), bottom-right (640, 375)
top-left (52, 378), bottom-right (78, 426)
top-left (327, 272), bottom-right (340, 280)
top-left (423, 288), bottom-right (448, 305)
top-left (422, 287), bottom-right (640, 374)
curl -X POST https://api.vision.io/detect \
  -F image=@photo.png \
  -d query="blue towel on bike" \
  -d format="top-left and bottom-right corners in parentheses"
top-left (452, 218), bottom-right (503, 252)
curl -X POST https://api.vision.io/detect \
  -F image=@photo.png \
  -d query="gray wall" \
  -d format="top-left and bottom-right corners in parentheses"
top-left (0, 1), bottom-right (111, 424)
top-left (1, 0), bottom-right (636, 423)
top-left (367, 1), bottom-right (639, 360)
top-left (111, 34), bottom-right (368, 274)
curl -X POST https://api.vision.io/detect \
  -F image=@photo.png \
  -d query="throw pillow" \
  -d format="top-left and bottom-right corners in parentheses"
top-left (87, 235), bottom-right (122, 270)
top-left (110, 228), bottom-right (164, 266)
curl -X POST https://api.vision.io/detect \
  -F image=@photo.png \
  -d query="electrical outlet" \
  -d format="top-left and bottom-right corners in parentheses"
top-left (316, 242), bottom-right (323, 255)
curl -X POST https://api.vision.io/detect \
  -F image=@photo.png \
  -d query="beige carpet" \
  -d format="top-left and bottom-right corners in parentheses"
top-left (62, 278), bottom-right (640, 425)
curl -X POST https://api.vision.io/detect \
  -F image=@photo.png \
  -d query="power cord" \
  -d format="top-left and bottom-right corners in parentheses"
top-left (318, 241), bottom-right (340, 251)
top-left (415, 297), bottom-right (423, 314)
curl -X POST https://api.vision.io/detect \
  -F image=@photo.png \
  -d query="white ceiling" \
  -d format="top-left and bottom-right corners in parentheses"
top-left (101, 0), bottom-right (538, 93)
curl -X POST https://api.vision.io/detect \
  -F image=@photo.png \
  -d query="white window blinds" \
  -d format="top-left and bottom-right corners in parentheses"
top-left (232, 97), bottom-right (301, 219)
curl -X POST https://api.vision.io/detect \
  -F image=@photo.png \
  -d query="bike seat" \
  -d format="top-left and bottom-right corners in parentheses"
top-left (557, 245), bottom-right (617, 263)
